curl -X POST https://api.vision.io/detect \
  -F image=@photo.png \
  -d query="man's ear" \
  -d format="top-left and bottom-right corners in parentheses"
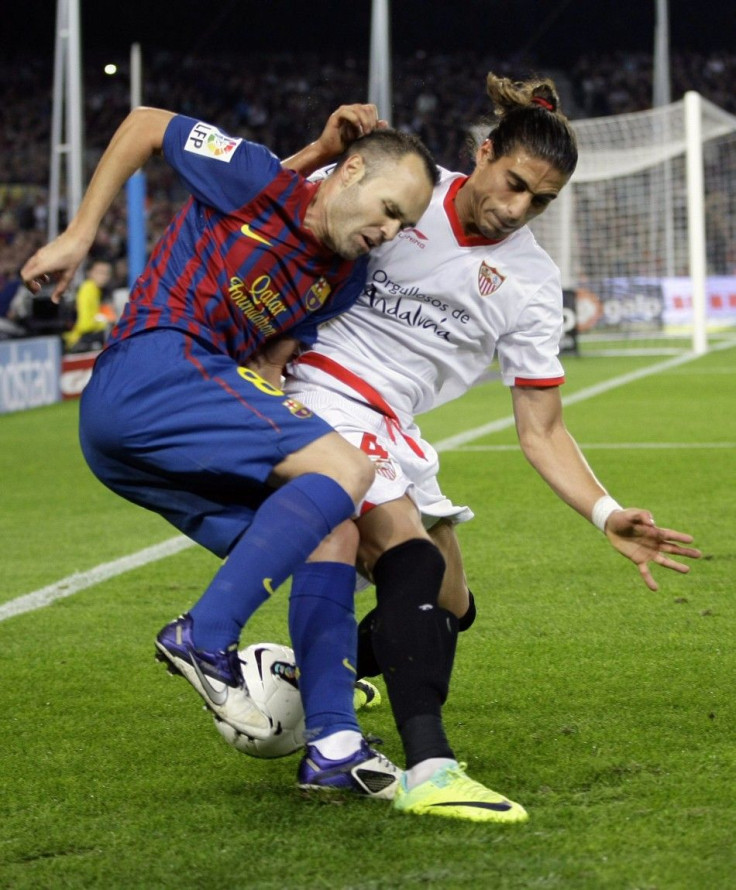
top-left (477, 138), bottom-right (494, 164)
top-left (339, 153), bottom-right (366, 187)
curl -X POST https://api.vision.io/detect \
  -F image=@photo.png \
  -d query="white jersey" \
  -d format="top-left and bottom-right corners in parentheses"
top-left (284, 167), bottom-right (566, 525)
top-left (286, 167), bottom-right (565, 429)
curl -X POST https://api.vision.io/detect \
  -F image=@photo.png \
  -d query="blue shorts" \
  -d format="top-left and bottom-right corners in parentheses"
top-left (79, 329), bottom-right (335, 557)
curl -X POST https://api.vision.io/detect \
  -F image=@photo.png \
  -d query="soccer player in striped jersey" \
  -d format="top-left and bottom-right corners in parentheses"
top-left (282, 73), bottom-right (701, 821)
top-left (21, 104), bottom-right (437, 798)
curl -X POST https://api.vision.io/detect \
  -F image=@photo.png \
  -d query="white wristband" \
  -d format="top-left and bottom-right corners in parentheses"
top-left (592, 495), bottom-right (622, 532)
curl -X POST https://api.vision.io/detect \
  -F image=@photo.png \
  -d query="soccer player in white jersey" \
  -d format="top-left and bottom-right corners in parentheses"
top-left (280, 74), bottom-right (701, 822)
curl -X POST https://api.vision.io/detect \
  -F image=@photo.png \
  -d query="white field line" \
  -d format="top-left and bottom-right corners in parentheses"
top-left (0, 536), bottom-right (194, 622)
top-left (3, 340), bottom-right (735, 623)
top-left (451, 442), bottom-right (735, 452)
top-left (433, 338), bottom-right (736, 452)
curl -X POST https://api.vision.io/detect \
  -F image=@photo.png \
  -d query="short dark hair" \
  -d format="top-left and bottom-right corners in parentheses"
top-left (340, 129), bottom-right (440, 187)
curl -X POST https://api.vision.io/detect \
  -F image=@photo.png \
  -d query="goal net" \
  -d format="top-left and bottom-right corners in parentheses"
top-left (528, 93), bottom-right (736, 351)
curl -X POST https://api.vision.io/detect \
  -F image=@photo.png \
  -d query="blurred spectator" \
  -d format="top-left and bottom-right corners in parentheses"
top-left (2, 46), bottom-right (736, 287)
top-left (63, 259), bottom-right (114, 353)
top-left (0, 274), bottom-right (27, 339)
top-left (0, 281), bottom-right (72, 340)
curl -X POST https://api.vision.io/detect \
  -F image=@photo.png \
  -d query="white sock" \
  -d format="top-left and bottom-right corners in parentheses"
top-left (405, 757), bottom-right (457, 790)
top-left (312, 730), bottom-right (363, 760)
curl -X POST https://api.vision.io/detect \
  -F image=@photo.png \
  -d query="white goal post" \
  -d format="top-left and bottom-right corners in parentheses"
top-left (529, 92), bottom-right (736, 354)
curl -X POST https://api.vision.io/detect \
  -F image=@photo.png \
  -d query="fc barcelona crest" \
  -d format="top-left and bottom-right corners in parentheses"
top-left (305, 277), bottom-right (332, 311)
top-left (478, 261), bottom-right (505, 296)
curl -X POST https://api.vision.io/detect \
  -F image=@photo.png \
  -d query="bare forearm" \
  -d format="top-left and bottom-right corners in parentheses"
top-left (512, 385), bottom-right (609, 525)
top-left (511, 386), bottom-right (701, 589)
top-left (70, 107), bottom-right (174, 243)
top-left (22, 107), bottom-right (175, 300)
top-left (282, 141), bottom-right (334, 177)
top-left (283, 104), bottom-right (383, 175)
top-left (520, 424), bottom-right (608, 521)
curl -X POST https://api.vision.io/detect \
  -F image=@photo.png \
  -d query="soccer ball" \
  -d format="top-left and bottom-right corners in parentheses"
top-left (213, 642), bottom-right (305, 759)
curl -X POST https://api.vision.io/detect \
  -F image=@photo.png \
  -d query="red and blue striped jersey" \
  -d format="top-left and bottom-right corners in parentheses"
top-left (107, 116), bottom-right (367, 363)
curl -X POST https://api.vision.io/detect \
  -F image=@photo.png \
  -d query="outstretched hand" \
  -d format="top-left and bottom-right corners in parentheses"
top-left (21, 231), bottom-right (92, 303)
top-left (605, 508), bottom-right (701, 591)
top-left (313, 103), bottom-right (388, 157)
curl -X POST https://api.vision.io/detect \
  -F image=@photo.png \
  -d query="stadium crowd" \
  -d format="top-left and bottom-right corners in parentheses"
top-left (570, 49), bottom-right (736, 117)
top-left (2, 47), bottom-right (736, 332)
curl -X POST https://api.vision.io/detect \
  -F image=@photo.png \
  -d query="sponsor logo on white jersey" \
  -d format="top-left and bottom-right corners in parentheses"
top-left (364, 290), bottom-right (452, 342)
top-left (398, 227), bottom-right (428, 249)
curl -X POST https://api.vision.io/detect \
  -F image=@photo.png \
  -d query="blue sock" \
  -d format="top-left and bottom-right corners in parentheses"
top-left (189, 474), bottom-right (354, 651)
top-left (289, 561), bottom-right (361, 740)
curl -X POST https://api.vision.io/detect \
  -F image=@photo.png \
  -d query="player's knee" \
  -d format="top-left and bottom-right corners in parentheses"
top-left (324, 445), bottom-right (374, 504)
top-left (277, 432), bottom-right (375, 504)
top-left (352, 448), bottom-right (377, 497)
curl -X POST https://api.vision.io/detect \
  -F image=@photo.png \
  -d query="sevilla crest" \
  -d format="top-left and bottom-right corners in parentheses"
top-left (478, 261), bottom-right (505, 296)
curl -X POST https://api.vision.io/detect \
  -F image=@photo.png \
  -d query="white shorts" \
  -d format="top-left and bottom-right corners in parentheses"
top-left (287, 383), bottom-right (474, 527)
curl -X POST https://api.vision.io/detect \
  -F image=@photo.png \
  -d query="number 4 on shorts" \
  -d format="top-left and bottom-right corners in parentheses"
top-left (359, 433), bottom-right (389, 459)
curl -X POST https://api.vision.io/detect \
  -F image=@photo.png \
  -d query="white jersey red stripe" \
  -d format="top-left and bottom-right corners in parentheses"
top-left (294, 352), bottom-right (426, 458)
top-left (286, 167), bottom-right (565, 426)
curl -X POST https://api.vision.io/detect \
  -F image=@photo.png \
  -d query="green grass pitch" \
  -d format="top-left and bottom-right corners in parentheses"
top-left (1, 336), bottom-right (734, 889)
